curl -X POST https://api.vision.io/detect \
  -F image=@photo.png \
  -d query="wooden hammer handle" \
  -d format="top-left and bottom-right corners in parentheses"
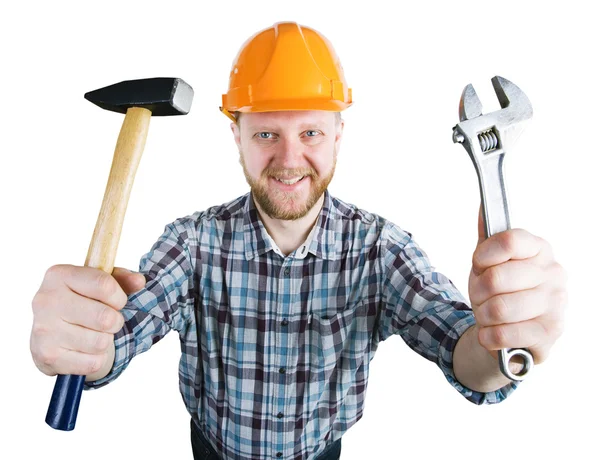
top-left (46, 107), bottom-right (151, 431)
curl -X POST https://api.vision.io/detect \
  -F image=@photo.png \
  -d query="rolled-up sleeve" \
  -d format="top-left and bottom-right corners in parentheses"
top-left (378, 223), bottom-right (518, 404)
top-left (85, 221), bottom-right (196, 390)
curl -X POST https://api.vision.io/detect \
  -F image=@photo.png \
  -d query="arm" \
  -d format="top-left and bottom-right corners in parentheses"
top-left (85, 220), bottom-right (196, 389)
top-left (378, 223), bottom-right (517, 404)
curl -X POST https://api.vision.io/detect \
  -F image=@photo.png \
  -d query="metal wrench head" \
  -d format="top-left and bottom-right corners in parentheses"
top-left (452, 76), bottom-right (533, 158)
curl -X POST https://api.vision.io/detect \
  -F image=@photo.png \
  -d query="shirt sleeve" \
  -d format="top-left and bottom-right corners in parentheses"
top-left (84, 220), bottom-right (196, 390)
top-left (377, 222), bottom-right (519, 405)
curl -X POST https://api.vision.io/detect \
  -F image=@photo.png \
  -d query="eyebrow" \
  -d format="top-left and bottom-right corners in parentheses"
top-left (249, 123), bottom-right (328, 131)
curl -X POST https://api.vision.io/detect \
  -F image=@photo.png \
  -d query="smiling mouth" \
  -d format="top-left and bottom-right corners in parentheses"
top-left (274, 176), bottom-right (306, 185)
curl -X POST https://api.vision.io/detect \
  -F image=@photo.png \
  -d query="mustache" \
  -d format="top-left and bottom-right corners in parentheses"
top-left (262, 167), bottom-right (316, 179)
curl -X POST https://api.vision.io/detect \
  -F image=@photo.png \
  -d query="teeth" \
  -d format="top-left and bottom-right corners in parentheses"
top-left (276, 176), bottom-right (304, 185)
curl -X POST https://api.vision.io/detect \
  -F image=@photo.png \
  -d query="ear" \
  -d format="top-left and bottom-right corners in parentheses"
top-left (231, 122), bottom-right (242, 150)
top-left (334, 119), bottom-right (344, 151)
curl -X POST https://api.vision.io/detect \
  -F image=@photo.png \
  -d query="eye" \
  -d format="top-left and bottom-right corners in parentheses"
top-left (305, 130), bottom-right (320, 137)
top-left (256, 132), bottom-right (274, 139)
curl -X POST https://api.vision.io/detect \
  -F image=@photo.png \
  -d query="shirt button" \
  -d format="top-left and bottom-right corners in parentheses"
top-left (281, 319), bottom-right (289, 327)
top-left (283, 267), bottom-right (290, 276)
top-left (277, 412), bottom-right (284, 419)
top-left (276, 453), bottom-right (283, 458)
top-left (279, 367), bottom-right (285, 374)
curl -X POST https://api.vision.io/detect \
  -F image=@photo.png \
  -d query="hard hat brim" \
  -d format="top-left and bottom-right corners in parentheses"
top-left (221, 97), bottom-right (352, 119)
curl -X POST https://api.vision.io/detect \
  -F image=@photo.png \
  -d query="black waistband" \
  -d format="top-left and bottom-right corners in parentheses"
top-left (190, 419), bottom-right (341, 460)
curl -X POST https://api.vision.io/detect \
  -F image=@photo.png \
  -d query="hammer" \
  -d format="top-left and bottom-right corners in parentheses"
top-left (45, 77), bottom-right (194, 431)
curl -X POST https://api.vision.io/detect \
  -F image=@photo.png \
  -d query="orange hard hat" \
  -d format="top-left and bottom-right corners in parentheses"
top-left (220, 21), bottom-right (353, 122)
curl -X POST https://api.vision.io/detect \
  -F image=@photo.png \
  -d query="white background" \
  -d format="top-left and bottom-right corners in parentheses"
top-left (1, 0), bottom-right (598, 458)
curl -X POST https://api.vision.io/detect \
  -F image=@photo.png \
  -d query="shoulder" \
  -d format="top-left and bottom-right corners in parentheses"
top-left (164, 193), bottom-right (250, 239)
top-left (329, 194), bottom-right (412, 250)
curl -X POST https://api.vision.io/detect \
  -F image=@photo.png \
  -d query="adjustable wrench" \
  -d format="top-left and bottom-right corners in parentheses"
top-left (452, 75), bottom-right (534, 382)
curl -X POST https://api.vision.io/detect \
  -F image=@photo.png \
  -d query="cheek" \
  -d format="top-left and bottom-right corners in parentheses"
top-left (311, 150), bottom-right (335, 176)
top-left (241, 150), bottom-right (270, 178)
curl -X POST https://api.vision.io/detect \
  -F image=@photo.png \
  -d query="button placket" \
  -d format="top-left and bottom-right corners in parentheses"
top-left (274, 260), bottom-right (293, 458)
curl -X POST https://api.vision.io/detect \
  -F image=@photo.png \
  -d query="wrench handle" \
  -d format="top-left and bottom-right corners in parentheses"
top-left (476, 152), bottom-right (534, 382)
top-left (478, 153), bottom-right (511, 238)
top-left (45, 107), bottom-right (151, 430)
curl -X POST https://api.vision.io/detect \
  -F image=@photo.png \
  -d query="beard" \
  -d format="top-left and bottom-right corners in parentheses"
top-left (239, 148), bottom-right (337, 220)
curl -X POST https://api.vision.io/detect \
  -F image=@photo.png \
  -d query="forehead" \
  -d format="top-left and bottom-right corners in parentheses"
top-left (241, 110), bottom-right (334, 130)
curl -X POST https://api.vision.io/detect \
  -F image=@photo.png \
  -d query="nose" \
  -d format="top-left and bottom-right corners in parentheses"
top-left (273, 135), bottom-right (306, 169)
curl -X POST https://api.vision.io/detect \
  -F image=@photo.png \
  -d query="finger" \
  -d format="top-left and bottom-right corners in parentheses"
top-left (59, 291), bottom-right (125, 333)
top-left (31, 333), bottom-right (107, 377)
top-left (50, 265), bottom-right (128, 311)
top-left (474, 289), bottom-right (549, 326)
top-left (470, 259), bottom-right (546, 305)
top-left (472, 229), bottom-right (544, 275)
top-left (112, 267), bottom-right (146, 295)
top-left (478, 319), bottom-right (546, 351)
top-left (52, 349), bottom-right (108, 377)
top-left (57, 322), bottom-right (115, 355)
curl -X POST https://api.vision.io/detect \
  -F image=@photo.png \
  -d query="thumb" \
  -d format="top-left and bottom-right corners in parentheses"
top-left (477, 202), bottom-right (486, 245)
top-left (111, 267), bottom-right (146, 295)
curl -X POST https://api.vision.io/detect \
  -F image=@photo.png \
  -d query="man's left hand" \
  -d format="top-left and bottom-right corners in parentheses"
top-left (468, 206), bottom-right (568, 365)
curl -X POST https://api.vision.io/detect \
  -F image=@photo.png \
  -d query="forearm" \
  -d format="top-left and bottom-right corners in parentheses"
top-left (453, 325), bottom-right (520, 392)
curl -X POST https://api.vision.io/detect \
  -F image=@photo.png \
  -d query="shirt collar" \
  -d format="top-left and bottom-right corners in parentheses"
top-left (243, 189), bottom-right (338, 261)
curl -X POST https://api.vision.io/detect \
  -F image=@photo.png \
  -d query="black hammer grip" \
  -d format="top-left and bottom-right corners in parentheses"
top-left (46, 375), bottom-right (86, 430)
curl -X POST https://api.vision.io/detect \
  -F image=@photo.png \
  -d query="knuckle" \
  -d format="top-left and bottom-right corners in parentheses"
top-left (491, 325), bottom-right (509, 347)
top-left (30, 320), bottom-right (48, 339)
top-left (32, 290), bottom-right (62, 316)
top-left (482, 266), bottom-right (502, 293)
top-left (39, 347), bottom-right (60, 369)
top-left (487, 297), bottom-right (508, 324)
top-left (552, 262), bottom-right (568, 283)
top-left (540, 237), bottom-right (553, 258)
top-left (86, 355), bottom-right (104, 375)
top-left (97, 272), bottom-right (117, 297)
top-left (94, 333), bottom-right (110, 353)
top-left (96, 272), bottom-right (126, 307)
top-left (31, 291), bottom-right (46, 315)
top-left (45, 264), bottom-right (70, 283)
top-left (97, 307), bottom-right (116, 331)
top-left (498, 231), bottom-right (517, 254)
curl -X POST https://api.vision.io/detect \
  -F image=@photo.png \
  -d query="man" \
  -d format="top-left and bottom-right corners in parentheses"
top-left (30, 22), bottom-right (567, 460)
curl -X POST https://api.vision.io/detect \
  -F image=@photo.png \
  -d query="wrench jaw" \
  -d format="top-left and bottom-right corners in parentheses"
top-left (492, 76), bottom-right (533, 115)
top-left (459, 84), bottom-right (483, 122)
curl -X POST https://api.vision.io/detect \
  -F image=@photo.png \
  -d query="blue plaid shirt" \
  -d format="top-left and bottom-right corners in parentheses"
top-left (86, 190), bottom-right (517, 459)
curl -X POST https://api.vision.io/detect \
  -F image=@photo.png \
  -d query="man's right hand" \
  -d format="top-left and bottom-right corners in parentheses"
top-left (30, 265), bottom-right (146, 382)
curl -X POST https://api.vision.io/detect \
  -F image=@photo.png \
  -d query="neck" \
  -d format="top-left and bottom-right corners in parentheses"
top-left (253, 193), bottom-right (324, 256)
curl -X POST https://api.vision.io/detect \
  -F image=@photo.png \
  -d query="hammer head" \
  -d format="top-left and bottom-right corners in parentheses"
top-left (84, 77), bottom-right (194, 116)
